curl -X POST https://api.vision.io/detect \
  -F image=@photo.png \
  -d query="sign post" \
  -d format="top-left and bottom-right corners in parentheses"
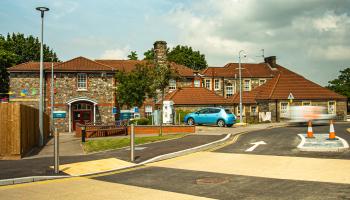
top-left (130, 124), bottom-right (135, 162)
top-left (54, 128), bottom-right (59, 174)
top-left (52, 111), bottom-right (66, 174)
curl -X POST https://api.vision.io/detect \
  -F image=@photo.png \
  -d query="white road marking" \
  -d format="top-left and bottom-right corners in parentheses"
top-left (245, 141), bottom-right (266, 152)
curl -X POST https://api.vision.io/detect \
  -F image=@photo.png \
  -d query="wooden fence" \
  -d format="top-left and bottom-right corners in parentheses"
top-left (0, 103), bottom-right (50, 159)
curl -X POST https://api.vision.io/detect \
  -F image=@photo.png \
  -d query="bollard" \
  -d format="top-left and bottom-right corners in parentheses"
top-left (130, 124), bottom-right (135, 162)
top-left (54, 128), bottom-right (59, 174)
top-left (81, 126), bottom-right (86, 143)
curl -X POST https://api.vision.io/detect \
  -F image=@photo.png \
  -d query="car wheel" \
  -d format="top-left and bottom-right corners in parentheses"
top-left (217, 119), bottom-right (225, 127)
top-left (187, 118), bottom-right (195, 125)
top-left (227, 124), bottom-right (233, 127)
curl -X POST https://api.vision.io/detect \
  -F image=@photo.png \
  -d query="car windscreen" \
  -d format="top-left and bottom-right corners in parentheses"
top-left (225, 109), bottom-right (232, 114)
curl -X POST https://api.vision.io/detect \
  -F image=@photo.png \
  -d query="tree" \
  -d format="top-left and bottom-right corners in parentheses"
top-left (143, 48), bottom-right (154, 60)
top-left (115, 64), bottom-right (155, 109)
top-left (4, 33), bottom-right (59, 64)
top-left (143, 45), bottom-right (207, 70)
top-left (0, 49), bottom-right (17, 96)
top-left (0, 33), bottom-right (59, 97)
top-left (127, 51), bottom-right (138, 60)
top-left (327, 68), bottom-right (350, 98)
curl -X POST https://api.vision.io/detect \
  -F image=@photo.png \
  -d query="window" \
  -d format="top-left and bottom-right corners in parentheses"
top-left (226, 83), bottom-right (233, 98)
top-left (194, 80), bottom-right (201, 87)
top-left (214, 79), bottom-right (220, 90)
top-left (251, 105), bottom-right (258, 116)
top-left (259, 79), bottom-right (266, 86)
top-left (77, 73), bottom-right (87, 90)
top-left (280, 102), bottom-right (289, 118)
top-left (244, 80), bottom-right (251, 91)
top-left (236, 106), bottom-right (245, 116)
top-left (169, 79), bottom-right (176, 90)
top-left (205, 79), bottom-right (211, 89)
top-left (145, 105), bottom-right (153, 117)
top-left (209, 108), bottom-right (221, 113)
top-left (302, 101), bottom-right (311, 106)
top-left (198, 108), bottom-right (209, 114)
top-left (328, 101), bottom-right (336, 114)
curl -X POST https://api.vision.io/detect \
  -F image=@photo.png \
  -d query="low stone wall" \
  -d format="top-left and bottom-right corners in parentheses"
top-left (128, 125), bottom-right (195, 135)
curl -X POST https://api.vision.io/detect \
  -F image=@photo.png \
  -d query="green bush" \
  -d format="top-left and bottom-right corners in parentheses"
top-left (176, 109), bottom-right (193, 123)
top-left (130, 118), bottom-right (150, 125)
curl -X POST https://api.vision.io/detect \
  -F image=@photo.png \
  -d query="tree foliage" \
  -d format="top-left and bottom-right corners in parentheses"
top-left (143, 48), bottom-right (155, 60)
top-left (127, 51), bottom-right (138, 60)
top-left (327, 68), bottom-right (350, 98)
top-left (0, 33), bottom-right (59, 96)
top-left (167, 45), bottom-right (207, 70)
top-left (143, 45), bottom-right (207, 70)
top-left (115, 64), bottom-right (156, 108)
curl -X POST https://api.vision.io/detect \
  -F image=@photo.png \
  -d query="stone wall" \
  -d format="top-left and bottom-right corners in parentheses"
top-left (9, 72), bottom-right (41, 108)
top-left (48, 72), bottom-right (115, 132)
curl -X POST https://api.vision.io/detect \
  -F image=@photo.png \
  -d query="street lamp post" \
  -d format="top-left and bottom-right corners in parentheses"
top-left (238, 50), bottom-right (246, 124)
top-left (36, 6), bottom-right (49, 146)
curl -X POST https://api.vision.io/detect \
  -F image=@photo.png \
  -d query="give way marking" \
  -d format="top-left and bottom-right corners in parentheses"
top-left (245, 141), bottom-right (266, 152)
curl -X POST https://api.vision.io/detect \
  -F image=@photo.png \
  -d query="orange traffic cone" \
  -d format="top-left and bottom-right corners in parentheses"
top-left (328, 120), bottom-right (338, 140)
top-left (307, 120), bottom-right (314, 138)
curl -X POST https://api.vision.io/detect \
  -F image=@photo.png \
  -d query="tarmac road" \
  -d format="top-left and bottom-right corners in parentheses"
top-left (215, 122), bottom-right (350, 159)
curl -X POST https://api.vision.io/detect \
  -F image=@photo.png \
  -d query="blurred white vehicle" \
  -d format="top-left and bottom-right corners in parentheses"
top-left (287, 106), bottom-right (335, 124)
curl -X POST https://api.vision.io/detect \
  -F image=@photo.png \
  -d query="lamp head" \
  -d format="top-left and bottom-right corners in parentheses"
top-left (36, 7), bottom-right (49, 17)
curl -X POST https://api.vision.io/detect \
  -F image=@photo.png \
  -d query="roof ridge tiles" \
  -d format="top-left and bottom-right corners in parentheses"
top-left (268, 73), bottom-right (281, 99)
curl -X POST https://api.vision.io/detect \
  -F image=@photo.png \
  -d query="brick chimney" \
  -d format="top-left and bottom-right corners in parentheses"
top-left (264, 56), bottom-right (277, 68)
top-left (153, 41), bottom-right (167, 66)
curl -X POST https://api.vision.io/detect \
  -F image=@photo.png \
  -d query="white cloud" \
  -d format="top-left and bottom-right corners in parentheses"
top-left (100, 46), bottom-right (130, 59)
top-left (313, 11), bottom-right (349, 32)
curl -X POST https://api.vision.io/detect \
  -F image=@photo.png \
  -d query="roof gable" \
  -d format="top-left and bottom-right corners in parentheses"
top-left (54, 56), bottom-right (114, 71)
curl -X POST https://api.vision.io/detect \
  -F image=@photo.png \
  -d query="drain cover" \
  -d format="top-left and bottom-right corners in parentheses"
top-left (196, 177), bottom-right (229, 185)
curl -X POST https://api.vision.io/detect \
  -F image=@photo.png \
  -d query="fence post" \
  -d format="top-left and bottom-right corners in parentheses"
top-left (130, 124), bottom-right (135, 162)
top-left (54, 128), bottom-right (59, 174)
top-left (81, 125), bottom-right (86, 143)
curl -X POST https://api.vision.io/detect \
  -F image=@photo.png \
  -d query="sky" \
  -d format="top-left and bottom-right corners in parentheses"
top-left (1, 0), bottom-right (350, 86)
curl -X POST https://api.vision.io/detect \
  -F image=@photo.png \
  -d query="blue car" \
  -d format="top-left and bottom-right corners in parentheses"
top-left (184, 107), bottom-right (236, 127)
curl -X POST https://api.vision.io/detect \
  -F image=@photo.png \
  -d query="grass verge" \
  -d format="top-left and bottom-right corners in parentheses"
top-left (83, 134), bottom-right (186, 153)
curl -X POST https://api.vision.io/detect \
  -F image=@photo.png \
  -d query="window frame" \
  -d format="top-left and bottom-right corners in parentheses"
top-left (214, 79), bottom-right (220, 90)
top-left (225, 83), bottom-right (233, 98)
top-left (236, 105), bottom-right (245, 116)
top-left (280, 102), bottom-right (290, 118)
top-left (250, 105), bottom-right (258, 116)
top-left (205, 79), bottom-right (211, 89)
top-left (194, 79), bottom-right (201, 87)
top-left (243, 79), bottom-right (251, 91)
top-left (328, 101), bottom-right (336, 114)
top-left (77, 73), bottom-right (87, 91)
top-left (169, 79), bottom-right (176, 90)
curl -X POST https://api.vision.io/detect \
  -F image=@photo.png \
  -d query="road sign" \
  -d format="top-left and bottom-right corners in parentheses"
top-left (53, 111), bottom-right (66, 119)
top-left (288, 92), bottom-right (294, 103)
top-left (134, 107), bottom-right (139, 113)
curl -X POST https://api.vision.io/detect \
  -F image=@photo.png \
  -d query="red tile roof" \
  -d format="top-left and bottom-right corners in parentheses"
top-left (251, 65), bottom-right (346, 100)
top-left (53, 56), bottom-right (115, 71)
top-left (95, 59), bottom-right (195, 77)
top-left (7, 62), bottom-right (60, 72)
top-left (202, 63), bottom-right (276, 78)
top-left (95, 60), bottom-right (147, 72)
top-left (230, 91), bottom-right (258, 104)
top-left (158, 87), bottom-right (231, 105)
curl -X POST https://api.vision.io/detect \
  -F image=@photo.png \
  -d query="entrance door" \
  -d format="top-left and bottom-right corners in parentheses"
top-left (72, 102), bottom-right (93, 130)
